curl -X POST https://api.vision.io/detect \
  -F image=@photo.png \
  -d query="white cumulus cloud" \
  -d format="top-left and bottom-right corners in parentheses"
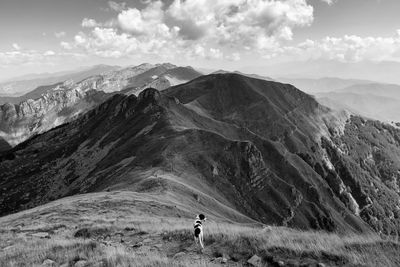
top-left (82, 18), bottom-right (101, 28)
top-left (63, 0), bottom-right (315, 61)
top-left (117, 1), bottom-right (165, 35)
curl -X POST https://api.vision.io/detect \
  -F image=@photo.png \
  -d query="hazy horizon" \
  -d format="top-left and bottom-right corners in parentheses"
top-left (2, 0), bottom-right (400, 84)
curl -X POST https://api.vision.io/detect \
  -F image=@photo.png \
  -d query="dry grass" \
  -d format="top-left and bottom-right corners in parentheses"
top-left (0, 235), bottom-right (214, 267)
top-left (0, 191), bottom-right (399, 266)
top-left (1, 218), bottom-right (399, 267)
top-left (161, 222), bottom-right (399, 266)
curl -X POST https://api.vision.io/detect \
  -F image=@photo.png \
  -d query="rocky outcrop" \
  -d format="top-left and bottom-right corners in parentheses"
top-left (0, 81), bottom-right (108, 146)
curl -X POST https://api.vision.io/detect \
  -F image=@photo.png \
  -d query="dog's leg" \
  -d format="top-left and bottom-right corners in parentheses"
top-left (199, 232), bottom-right (204, 250)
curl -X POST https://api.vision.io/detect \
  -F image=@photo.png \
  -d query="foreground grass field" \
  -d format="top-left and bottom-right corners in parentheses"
top-left (0, 191), bottom-right (399, 266)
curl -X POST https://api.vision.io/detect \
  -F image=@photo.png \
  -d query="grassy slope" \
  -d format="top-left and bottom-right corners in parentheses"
top-left (0, 191), bottom-right (399, 267)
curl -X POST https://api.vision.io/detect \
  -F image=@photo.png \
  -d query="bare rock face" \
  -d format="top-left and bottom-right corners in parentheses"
top-left (0, 103), bottom-right (17, 123)
top-left (241, 142), bottom-right (266, 189)
top-left (0, 83), bottom-right (107, 146)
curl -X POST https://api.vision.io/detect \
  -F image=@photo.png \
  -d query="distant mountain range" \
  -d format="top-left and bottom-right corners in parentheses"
top-left (316, 88), bottom-right (400, 123)
top-left (0, 63), bottom-right (202, 146)
top-left (250, 59), bottom-right (400, 85)
top-left (212, 69), bottom-right (274, 81)
top-left (0, 65), bottom-right (120, 97)
top-left (279, 77), bottom-right (400, 123)
top-left (279, 77), bottom-right (374, 94)
top-left (338, 83), bottom-right (400, 100)
top-left (2, 73), bottom-right (400, 239)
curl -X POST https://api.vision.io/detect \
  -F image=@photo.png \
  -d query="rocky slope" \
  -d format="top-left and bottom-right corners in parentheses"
top-left (0, 63), bottom-right (202, 146)
top-left (2, 74), bottom-right (400, 238)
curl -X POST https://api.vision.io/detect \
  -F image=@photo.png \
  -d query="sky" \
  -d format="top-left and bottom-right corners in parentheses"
top-left (1, 0), bottom-right (400, 81)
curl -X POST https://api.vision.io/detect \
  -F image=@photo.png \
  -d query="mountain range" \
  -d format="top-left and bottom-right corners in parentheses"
top-left (0, 64), bottom-right (119, 97)
top-left (278, 77), bottom-right (374, 94)
top-left (1, 73), bottom-right (400, 240)
top-left (251, 59), bottom-right (400, 85)
top-left (0, 63), bottom-right (201, 146)
top-left (280, 77), bottom-right (400, 123)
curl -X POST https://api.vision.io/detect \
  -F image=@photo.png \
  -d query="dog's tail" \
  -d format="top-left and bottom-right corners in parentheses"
top-left (194, 228), bottom-right (201, 238)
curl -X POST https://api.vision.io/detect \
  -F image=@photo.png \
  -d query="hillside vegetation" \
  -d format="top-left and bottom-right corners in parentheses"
top-left (1, 191), bottom-right (399, 267)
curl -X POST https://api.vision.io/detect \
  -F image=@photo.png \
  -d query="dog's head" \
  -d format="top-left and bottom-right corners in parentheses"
top-left (196, 214), bottom-right (207, 222)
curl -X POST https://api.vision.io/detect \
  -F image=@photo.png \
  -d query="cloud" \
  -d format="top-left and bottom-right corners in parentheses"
top-left (108, 1), bottom-right (127, 12)
top-left (81, 17), bottom-right (117, 28)
top-left (209, 48), bottom-right (223, 59)
top-left (65, 25), bottom-right (180, 58)
top-left (320, 0), bottom-right (336, 5)
top-left (55, 31), bottom-right (66, 38)
top-left (262, 30), bottom-right (400, 63)
top-left (65, 0), bottom-right (316, 61)
top-left (64, 0), bottom-right (400, 64)
top-left (82, 18), bottom-right (101, 28)
top-left (60, 41), bottom-right (73, 50)
top-left (117, 1), bottom-right (165, 35)
top-left (12, 43), bottom-right (21, 50)
top-left (165, 0), bottom-right (314, 43)
top-left (0, 49), bottom-right (85, 67)
top-left (226, 52), bottom-right (241, 61)
top-left (44, 50), bottom-right (56, 56)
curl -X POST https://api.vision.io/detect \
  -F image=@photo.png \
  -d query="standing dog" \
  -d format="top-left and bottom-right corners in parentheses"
top-left (193, 214), bottom-right (206, 251)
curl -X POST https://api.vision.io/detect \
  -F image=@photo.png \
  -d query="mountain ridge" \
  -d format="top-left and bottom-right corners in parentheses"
top-left (3, 73), bottom-right (400, 238)
top-left (0, 64), bottom-right (202, 146)
top-left (0, 64), bottom-right (120, 97)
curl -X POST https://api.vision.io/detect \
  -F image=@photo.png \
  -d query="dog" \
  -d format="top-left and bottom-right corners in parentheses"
top-left (193, 214), bottom-right (206, 251)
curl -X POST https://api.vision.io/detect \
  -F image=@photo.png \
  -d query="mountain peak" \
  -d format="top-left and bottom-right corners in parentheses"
top-left (156, 62), bottom-right (177, 69)
top-left (137, 87), bottom-right (161, 103)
